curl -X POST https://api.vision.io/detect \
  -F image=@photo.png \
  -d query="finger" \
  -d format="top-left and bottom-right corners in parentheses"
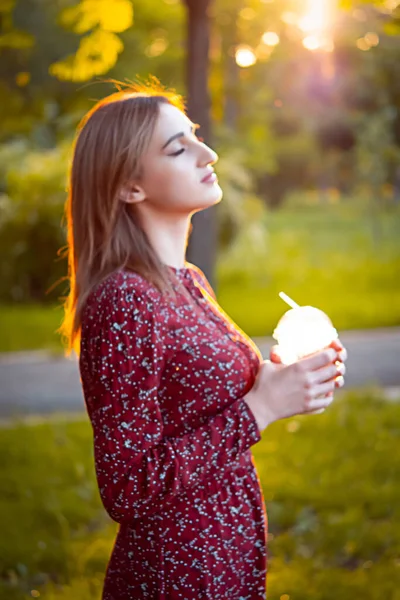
top-left (305, 394), bottom-right (334, 413)
top-left (269, 345), bottom-right (283, 364)
top-left (310, 379), bottom-right (336, 399)
top-left (304, 400), bottom-right (333, 414)
top-left (330, 339), bottom-right (348, 363)
top-left (309, 361), bottom-right (345, 386)
top-left (330, 338), bottom-right (343, 351)
top-left (299, 348), bottom-right (337, 372)
top-left (334, 375), bottom-right (345, 388)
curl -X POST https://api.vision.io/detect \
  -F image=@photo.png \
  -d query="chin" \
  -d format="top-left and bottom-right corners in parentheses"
top-left (189, 185), bottom-right (223, 213)
top-left (207, 184), bottom-right (223, 203)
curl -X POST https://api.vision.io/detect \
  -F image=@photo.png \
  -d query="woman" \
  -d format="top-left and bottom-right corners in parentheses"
top-left (59, 80), bottom-right (347, 599)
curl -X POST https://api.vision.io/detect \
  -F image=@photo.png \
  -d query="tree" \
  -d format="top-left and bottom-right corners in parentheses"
top-left (183, 0), bottom-right (218, 289)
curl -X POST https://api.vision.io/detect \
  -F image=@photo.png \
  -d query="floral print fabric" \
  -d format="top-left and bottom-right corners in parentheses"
top-left (79, 262), bottom-right (268, 599)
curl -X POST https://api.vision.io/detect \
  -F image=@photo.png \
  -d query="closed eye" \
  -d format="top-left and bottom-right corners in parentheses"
top-left (168, 126), bottom-right (204, 157)
top-left (170, 148), bottom-right (185, 157)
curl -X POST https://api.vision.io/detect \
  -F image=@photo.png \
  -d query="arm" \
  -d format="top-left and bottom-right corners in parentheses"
top-left (82, 282), bottom-right (261, 524)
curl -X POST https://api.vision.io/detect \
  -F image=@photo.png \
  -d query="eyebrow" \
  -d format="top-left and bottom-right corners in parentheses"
top-left (161, 123), bottom-right (199, 150)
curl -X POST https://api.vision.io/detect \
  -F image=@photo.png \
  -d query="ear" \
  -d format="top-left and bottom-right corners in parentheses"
top-left (119, 181), bottom-right (146, 204)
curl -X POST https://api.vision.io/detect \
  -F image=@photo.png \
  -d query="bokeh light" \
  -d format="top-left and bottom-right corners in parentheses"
top-left (303, 35), bottom-right (321, 51)
top-left (262, 31), bottom-right (280, 47)
top-left (145, 37), bottom-right (168, 57)
top-left (239, 7), bottom-right (256, 20)
top-left (281, 11), bottom-right (298, 25)
top-left (356, 37), bottom-right (371, 51)
top-left (384, 0), bottom-right (400, 10)
top-left (352, 8), bottom-right (367, 21)
top-left (365, 32), bottom-right (380, 46)
top-left (235, 46), bottom-right (257, 67)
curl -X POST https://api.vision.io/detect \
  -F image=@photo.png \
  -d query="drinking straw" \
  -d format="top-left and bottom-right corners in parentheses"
top-left (279, 291), bottom-right (300, 309)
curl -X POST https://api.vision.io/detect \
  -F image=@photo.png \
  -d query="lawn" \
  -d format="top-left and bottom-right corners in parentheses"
top-left (217, 202), bottom-right (400, 338)
top-left (1, 388), bottom-right (399, 599)
top-left (0, 203), bottom-right (399, 353)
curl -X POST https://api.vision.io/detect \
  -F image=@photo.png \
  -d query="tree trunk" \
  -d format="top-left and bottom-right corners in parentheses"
top-left (183, 0), bottom-right (218, 292)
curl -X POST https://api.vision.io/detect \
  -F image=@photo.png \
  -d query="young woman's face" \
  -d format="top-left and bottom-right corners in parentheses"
top-left (133, 102), bottom-right (223, 215)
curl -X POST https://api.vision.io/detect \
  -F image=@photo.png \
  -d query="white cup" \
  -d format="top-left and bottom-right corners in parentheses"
top-left (273, 306), bottom-right (339, 414)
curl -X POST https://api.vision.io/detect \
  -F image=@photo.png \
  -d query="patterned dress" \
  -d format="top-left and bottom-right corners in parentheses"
top-left (78, 261), bottom-right (268, 599)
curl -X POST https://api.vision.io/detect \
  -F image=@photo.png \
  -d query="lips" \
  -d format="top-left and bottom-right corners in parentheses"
top-left (201, 171), bottom-right (218, 183)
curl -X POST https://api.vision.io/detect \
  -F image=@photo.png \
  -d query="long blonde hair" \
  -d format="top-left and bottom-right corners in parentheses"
top-left (56, 79), bottom-right (189, 358)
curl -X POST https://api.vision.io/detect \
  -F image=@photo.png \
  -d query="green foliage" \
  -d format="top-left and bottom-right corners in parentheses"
top-left (50, 0), bottom-right (134, 81)
top-left (253, 387), bottom-right (400, 599)
top-left (356, 106), bottom-right (400, 192)
top-left (0, 415), bottom-right (116, 598)
top-left (0, 0), bottom-right (34, 51)
top-left (0, 141), bottom-right (69, 304)
top-left (212, 142), bottom-right (269, 250)
top-left (0, 388), bottom-right (399, 598)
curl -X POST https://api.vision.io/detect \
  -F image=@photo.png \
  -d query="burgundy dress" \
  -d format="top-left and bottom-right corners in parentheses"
top-left (79, 262), bottom-right (268, 599)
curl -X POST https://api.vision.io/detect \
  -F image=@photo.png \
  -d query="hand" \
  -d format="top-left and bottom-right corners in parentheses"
top-left (244, 348), bottom-right (344, 432)
top-left (270, 337), bottom-right (347, 390)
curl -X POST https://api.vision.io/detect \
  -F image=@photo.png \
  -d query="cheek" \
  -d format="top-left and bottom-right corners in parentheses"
top-left (147, 160), bottom-right (197, 198)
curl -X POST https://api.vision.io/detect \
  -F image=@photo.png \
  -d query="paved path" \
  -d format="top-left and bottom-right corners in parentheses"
top-left (0, 328), bottom-right (399, 419)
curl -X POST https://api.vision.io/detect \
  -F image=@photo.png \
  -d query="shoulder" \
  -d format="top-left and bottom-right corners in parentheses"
top-left (83, 269), bottom-right (163, 324)
top-left (187, 262), bottom-right (217, 301)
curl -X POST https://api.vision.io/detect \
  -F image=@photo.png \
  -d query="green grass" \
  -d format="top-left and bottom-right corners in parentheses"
top-left (1, 388), bottom-right (400, 599)
top-left (0, 303), bottom-right (64, 354)
top-left (217, 203), bottom-right (400, 337)
top-left (0, 203), bottom-right (399, 352)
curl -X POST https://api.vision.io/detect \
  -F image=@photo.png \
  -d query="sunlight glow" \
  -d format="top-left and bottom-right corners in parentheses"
top-left (235, 46), bottom-right (257, 68)
top-left (299, 0), bottom-right (337, 52)
top-left (299, 0), bottom-right (336, 34)
top-left (302, 35), bottom-right (321, 51)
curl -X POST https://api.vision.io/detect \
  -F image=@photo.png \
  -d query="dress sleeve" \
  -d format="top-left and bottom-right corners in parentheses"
top-left (83, 282), bottom-right (261, 524)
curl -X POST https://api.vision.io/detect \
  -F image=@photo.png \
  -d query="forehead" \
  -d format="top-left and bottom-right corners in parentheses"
top-left (154, 103), bottom-right (192, 138)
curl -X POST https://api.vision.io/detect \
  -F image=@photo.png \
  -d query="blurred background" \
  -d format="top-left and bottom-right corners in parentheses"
top-left (0, 0), bottom-right (400, 598)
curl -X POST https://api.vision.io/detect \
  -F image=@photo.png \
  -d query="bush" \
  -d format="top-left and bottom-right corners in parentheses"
top-left (0, 141), bottom-right (70, 304)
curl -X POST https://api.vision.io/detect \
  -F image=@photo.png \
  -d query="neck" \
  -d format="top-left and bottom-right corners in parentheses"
top-left (134, 206), bottom-right (193, 269)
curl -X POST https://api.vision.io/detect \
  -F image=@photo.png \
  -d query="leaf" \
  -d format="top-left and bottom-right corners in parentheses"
top-left (59, 0), bottom-right (133, 35)
top-left (98, 0), bottom-right (134, 33)
top-left (49, 30), bottom-right (124, 82)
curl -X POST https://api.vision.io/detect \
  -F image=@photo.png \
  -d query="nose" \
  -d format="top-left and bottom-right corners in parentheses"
top-left (198, 140), bottom-right (218, 166)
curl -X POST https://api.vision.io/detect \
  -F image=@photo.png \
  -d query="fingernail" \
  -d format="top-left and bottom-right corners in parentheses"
top-left (336, 363), bottom-right (345, 375)
top-left (339, 350), bottom-right (347, 362)
top-left (336, 375), bottom-right (344, 387)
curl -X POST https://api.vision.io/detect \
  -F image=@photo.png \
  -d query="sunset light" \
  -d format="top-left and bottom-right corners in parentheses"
top-left (299, 0), bottom-right (335, 34)
top-left (299, 0), bottom-right (337, 51)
